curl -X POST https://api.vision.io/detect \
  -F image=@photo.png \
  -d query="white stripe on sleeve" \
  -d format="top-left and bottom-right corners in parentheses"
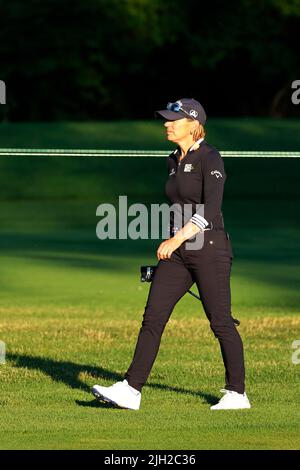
top-left (190, 213), bottom-right (209, 230)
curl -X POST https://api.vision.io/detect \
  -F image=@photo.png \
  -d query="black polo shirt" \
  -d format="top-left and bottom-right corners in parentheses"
top-left (165, 139), bottom-right (226, 233)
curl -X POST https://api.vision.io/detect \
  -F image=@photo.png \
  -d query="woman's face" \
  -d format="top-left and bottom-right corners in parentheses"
top-left (164, 118), bottom-right (193, 143)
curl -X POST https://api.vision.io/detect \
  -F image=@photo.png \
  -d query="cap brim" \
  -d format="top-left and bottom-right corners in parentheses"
top-left (155, 110), bottom-right (186, 121)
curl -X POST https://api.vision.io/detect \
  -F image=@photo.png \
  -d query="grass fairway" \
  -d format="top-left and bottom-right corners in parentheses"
top-left (0, 118), bottom-right (300, 150)
top-left (0, 121), bottom-right (300, 449)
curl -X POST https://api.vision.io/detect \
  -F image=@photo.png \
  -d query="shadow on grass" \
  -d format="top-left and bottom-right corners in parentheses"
top-left (75, 399), bottom-right (122, 410)
top-left (7, 353), bottom-right (218, 406)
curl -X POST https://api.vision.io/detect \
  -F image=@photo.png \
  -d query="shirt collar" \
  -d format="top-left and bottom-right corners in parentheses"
top-left (189, 137), bottom-right (204, 151)
top-left (173, 138), bottom-right (204, 157)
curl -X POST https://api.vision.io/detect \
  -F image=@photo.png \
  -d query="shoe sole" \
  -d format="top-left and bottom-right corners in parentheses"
top-left (211, 405), bottom-right (251, 410)
top-left (91, 387), bottom-right (138, 410)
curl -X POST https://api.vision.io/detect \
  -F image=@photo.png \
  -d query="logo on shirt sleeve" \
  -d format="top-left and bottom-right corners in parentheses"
top-left (211, 170), bottom-right (223, 178)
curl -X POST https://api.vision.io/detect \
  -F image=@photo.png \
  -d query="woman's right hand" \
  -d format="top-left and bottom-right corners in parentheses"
top-left (156, 237), bottom-right (182, 260)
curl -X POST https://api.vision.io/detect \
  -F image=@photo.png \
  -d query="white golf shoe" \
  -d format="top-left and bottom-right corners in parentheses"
top-left (92, 379), bottom-right (141, 410)
top-left (210, 389), bottom-right (251, 410)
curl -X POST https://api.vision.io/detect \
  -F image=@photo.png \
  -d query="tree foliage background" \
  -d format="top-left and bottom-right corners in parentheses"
top-left (0, 0), bottom-right (299, 120)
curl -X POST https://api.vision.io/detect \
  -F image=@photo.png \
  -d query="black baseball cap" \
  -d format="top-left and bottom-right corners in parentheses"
top-left (156, 98), bottom-right (207, 125)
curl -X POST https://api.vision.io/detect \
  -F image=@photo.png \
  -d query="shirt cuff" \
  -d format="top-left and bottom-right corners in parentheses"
top-left (190, 214), bottom-right (210, 231)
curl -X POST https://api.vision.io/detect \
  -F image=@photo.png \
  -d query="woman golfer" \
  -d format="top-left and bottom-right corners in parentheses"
top-left (92, 98), bottom-right (251, 410)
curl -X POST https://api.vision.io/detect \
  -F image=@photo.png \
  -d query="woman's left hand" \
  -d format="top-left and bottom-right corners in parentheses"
top-left (156, 237), bottom-right (182, 260)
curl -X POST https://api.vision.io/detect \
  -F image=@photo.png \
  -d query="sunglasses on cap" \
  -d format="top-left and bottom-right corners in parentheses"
top-left (167, 101), bottom-right (197, 120)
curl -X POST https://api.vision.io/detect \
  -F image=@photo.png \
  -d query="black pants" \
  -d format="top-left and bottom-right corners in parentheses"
top-left (125, 230), bottom-right (245, 394)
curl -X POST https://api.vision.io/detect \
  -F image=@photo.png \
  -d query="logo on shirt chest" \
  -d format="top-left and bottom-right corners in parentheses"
top-left (169, 168), bottom-right (176, 176)
top-left (184, 164), bottom-right (195, 172)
